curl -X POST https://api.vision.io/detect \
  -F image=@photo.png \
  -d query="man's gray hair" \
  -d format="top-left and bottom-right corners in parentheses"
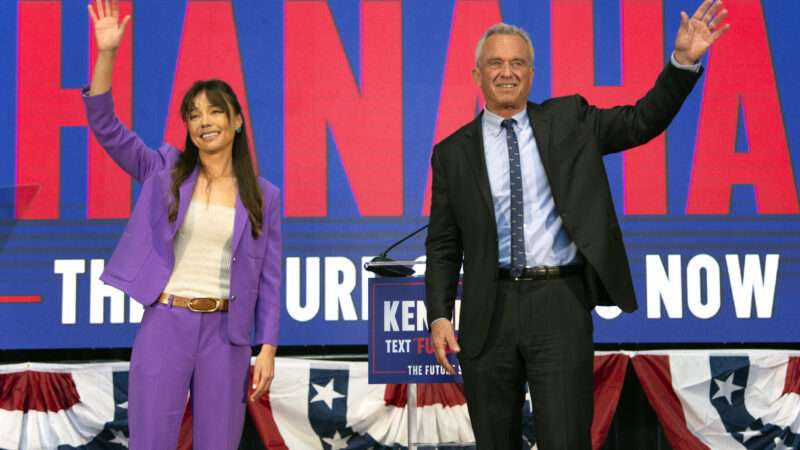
top-left (475, 23), bottom-right (535, 67)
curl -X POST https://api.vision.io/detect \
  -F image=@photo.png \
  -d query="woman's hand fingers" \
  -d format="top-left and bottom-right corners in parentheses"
top-left (119, 15), bottom-right (131, 36)
top-left (250, 369), bottom-right (273, 401)
top-left (249, 354), bottom-right (275, 402)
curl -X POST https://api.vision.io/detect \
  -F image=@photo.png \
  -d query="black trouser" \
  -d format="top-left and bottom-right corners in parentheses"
top-left (459, 274), bottom-right (594, 450)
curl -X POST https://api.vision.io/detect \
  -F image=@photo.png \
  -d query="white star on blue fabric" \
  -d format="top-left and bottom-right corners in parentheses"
top-left (524, 386), bottom-right (533, 412)
top-left (773, 436), bottom-right (793, 450)
top-left (310, 379), bottom-right (344, 409)
top-left (739, 424), bottom-right (761, 442)
top-left (109, 428), bottom-right (128, 446)
top-left (712, 373), bottom-right (743, 404)
top-left (322, 431), bottom-right (350, 450)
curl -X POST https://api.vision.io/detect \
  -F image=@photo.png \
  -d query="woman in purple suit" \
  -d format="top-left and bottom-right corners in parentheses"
top-left (84, 2), bottom-right (281, 448)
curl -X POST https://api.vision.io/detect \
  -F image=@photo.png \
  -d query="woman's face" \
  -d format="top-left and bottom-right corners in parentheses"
top-left (185, 91), bottom-right (242, 156)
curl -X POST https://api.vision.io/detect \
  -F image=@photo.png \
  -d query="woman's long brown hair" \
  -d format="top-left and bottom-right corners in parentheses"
top-left (168, 79), bottom-right (263, 238)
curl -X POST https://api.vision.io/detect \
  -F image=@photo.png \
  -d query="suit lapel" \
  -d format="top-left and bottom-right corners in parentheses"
top-left (172, 167), bottom-right (199, 238)
top-left (527, 103), bottom-right (556, 188)
top-left (463, 113), bottom-right (496, 222)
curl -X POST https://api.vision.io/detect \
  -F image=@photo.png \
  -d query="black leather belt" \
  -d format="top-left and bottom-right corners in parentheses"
top-left (498, 264), bottom-right (583, 281)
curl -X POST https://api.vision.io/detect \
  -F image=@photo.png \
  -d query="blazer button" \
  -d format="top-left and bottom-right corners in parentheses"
top-left (232, 257), bottom-right (237, 262)
top-left (230, 295), bottom-right (236, 301)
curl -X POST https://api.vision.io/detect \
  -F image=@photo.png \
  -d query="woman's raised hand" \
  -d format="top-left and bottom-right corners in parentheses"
top-left (88, 0), bottom-right (130, 53)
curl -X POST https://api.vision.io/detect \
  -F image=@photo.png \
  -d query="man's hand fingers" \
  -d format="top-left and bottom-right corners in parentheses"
top-left (705, 1), bottom-right (723, 25)
top-left (695, 0), bottom-right (714, 22)
top-left (709, 9), bottom-right (727, 30)
top-left (431, 320), bottom-right (459, 375)
top-left (679, 11), bottom-right (689, 30)
top-left (710, 23), bottom-right (730, 41)
top-left (434, 342), bottom-right (455, 375)
top-left (445, 332), bottom-right (461, 353)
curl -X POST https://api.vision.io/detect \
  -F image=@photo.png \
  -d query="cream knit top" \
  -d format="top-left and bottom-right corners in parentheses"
top-left (163, 200), bottom-right (235, 299)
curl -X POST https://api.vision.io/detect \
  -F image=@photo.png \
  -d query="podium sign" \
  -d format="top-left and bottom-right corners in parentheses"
top-left (368, 276), bottom-right (462, 384)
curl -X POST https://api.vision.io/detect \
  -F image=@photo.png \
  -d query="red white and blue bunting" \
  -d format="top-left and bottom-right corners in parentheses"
top-left (1, 352), bottom-right (798, 449)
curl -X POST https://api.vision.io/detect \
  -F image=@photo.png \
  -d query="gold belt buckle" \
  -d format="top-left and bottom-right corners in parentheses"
top-left (187, 297), bottom-right (221, 312)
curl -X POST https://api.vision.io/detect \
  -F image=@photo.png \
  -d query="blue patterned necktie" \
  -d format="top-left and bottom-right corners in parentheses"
top-left (501, 118), bottom-right (526, 277)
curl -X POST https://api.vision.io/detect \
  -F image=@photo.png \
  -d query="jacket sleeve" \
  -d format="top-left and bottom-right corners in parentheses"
top-left (425, 145), bottom-right (463, 325)
top-left (581, 63), bottom-right (703, 155)
top-left (254, 186), bottom-right (282, 345)
top-left (83, 88), bottom-right (168, 183)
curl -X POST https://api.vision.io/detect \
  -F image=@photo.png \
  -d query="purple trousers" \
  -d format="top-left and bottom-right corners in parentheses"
top-left (128, 303), bottom-right (251, 450)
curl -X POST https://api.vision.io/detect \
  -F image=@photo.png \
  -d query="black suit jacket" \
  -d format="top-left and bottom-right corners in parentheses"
top-left (425, 63), bottom-right (702, 358)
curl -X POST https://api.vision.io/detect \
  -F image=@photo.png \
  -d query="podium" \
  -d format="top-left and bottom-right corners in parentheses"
top-left (366, 272), bottom-right (469, 448)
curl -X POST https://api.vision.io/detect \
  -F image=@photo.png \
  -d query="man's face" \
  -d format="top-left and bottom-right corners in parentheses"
top-left (472, 34), bottom-right (533, 116)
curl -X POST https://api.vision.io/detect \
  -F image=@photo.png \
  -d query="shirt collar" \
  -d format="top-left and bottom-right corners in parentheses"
top-left (482, 107), bottom-right (529, 137)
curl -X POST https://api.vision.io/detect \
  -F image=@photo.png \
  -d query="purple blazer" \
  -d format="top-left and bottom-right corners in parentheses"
top-left (83, 90), bottom-right (281, 346)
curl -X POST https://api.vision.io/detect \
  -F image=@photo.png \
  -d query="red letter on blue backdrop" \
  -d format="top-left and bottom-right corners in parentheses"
top-left (163, 1), bottom-right (255, 165)
top-left (17, 1), bottom-right (132, 220)
top-left (284, 1), bottom-right (402, 217)
top-left (552, 0), bottom-right (665, 215)
top-left (686, 0), bottom-right (798, 214)
top-left (88, 1), bottom-right (133, 219)
top-left (421, 0), bottom-right (502, 215)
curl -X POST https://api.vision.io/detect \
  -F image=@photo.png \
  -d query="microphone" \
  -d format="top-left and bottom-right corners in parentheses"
top-left (364, 224), bottom-right (428, 277)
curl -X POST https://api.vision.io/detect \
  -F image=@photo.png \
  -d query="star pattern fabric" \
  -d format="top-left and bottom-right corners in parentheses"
top-left (322, 431), bottom-right (351, 450)
top-left (108, 429), bottom-right (128, 446)
top-left (310, 379), bottom-right (345, 409)
top-left (773, 436), bottom-right (794, 450)
top-left (712, 372), bottom-right (743, 404)
top-left (740, 424), bottom-right (761, 443)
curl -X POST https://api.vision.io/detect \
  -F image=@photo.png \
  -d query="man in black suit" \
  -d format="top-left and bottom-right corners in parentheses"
top-left (425, 1), bottom-right (729, 448)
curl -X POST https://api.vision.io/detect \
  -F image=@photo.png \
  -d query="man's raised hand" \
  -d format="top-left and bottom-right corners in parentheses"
top-left (674, 0), bottom-right (730, 65)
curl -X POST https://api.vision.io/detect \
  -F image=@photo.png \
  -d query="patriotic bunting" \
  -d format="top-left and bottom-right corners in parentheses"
top-left (2, 352), bottom-right (797, 449)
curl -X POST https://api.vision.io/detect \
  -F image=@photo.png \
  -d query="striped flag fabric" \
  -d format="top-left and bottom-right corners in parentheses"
top-left (0, 362), bottom-right (129, 450)
top-left (632, 351), bottom-right (800, 450)
top-left (0, 353), bottom-right (642, 449)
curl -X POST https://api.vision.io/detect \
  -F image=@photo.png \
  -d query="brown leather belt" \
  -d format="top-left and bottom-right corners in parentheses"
top-left (158, 293), bottom-right (229, 312)
top-left (498, 264), bottom-right (583, 281)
